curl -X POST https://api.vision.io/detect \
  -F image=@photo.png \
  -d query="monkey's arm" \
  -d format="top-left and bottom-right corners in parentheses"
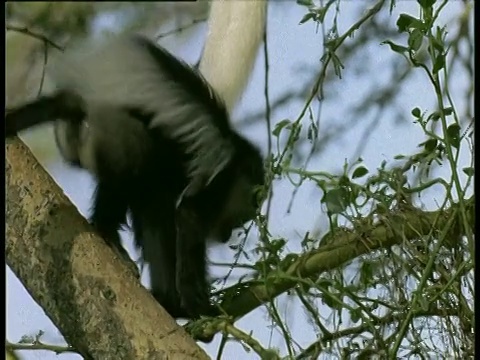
top-left (90, 180), bottom-right (140, 279)
top-left (5, 91), bottom-right (85, 137)
top-left (175, 203), bottom-right (219, 317)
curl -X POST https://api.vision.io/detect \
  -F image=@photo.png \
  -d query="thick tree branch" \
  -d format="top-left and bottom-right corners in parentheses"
top-left (192, 197), bottom-right (474, 340)
top-left (6, 138), bottom-right (209, 360)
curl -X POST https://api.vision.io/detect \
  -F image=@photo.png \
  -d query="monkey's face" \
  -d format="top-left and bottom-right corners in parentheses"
top-left (210, 176), bottom-right (264, 243)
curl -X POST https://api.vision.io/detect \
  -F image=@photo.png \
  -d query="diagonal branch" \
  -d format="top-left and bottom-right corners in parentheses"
top-left (6, 137), bottom-right (209, 359)
top-left (191, 197), bottom-right (474, 340)
top-left (6, 24), bottom-right (65, 51)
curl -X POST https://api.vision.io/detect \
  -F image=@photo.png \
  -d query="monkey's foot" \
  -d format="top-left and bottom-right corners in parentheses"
top-left (152, 291), bottom-right (219, 342)
top-left (110, 245), bottom-right (142, 280)
top-left (183, 313), bottom-right (229, 343)
top-left (178, 285), bottom-right (220, 319)
top-left (91, 222), bottom-right (142, 280)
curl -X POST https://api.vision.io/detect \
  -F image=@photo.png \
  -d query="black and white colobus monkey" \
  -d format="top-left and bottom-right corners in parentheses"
top-left (6, 1), bottom-right (267, 318)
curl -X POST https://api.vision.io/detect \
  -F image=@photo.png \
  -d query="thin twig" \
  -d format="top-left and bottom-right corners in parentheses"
top-left (155, 17), bottom-right (207, 40)
top-left (37, 41), bottom-right (49, 97)
top-left (263, 8), bottom-right (274, 224)
top-left (6, 24), bottom-right (64, 51)
top-left (5, 340), bottom-right (77, 355)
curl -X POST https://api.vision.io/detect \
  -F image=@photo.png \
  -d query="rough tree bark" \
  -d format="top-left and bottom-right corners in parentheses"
top-left (6, 137), bottom-right (210, 360)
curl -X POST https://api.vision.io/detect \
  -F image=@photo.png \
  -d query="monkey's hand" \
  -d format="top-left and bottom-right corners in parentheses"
top-left (91, 222), bottom-right (141, 280)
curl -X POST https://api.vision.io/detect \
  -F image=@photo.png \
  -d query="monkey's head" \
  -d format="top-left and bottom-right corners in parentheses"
top-left (211, 178), bottom-right (263, 242)
top-left (209, 136), bottom-right (265, 243)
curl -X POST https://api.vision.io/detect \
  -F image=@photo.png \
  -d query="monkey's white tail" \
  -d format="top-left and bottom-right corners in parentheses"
top-left (199, 0), bottom-right (267, 113)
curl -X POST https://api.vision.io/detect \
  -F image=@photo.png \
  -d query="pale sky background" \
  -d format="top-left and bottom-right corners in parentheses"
top-left (6, 1), bottom-right (473, 359)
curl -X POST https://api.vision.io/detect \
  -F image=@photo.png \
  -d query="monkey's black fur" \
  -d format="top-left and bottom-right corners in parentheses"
top-left (5, 35), bottom-right (265, 319)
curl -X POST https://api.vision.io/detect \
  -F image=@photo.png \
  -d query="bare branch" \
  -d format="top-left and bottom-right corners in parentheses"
top-left (6, 137), bottom-right (209, 360)
top-left (6, 24), bottom-right (65, 51)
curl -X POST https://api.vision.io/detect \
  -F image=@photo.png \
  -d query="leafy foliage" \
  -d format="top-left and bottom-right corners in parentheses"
top-left (6, 1), bottom-right (474, 359)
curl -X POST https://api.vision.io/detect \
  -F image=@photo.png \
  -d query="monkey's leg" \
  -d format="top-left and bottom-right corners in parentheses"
top-left (90, 181), bottom-right (139, 279)
top-left (130, 201), bottom-right (189, 318)
top-left (175, 204), bottom-right (220, 318)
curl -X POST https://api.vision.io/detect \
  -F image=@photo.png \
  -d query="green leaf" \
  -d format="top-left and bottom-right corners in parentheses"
top-left (331, 52), bottom-right (345, 78)
top-left (462, 167), bottom-right (474, 176)
top-left (424, 138), bottom-right (437, 152)
top-left (433, 54), bottom-right (445, 73)
top-left (408, 29), bottom-right (424, 51)
top-left (307, 122), bottom-right (319, 141)
top-left (427, 112), bottom-right (441, 121)
top-left (297, 0), bottom-right (314, 6)
top-left (446, 124), bottom-right (461, 148)
top-left (443, 107), bottom-right (453, 116)
top-left (430, 34), bottom-right (444, 52)
top-left (352, 166), bottom-right (369, 179)
top-left (339, 175), bottom-right (350, 186)
top-left (381, 40), bottom-right (409, 54)
top-left (360, 261), bottom-right (374, 285)
top-left (322, 188), bottom-right (349, 214)
top-left (272, 119), bottom-right (291, 137)
top-left (411, 107), bottom-right (421, 117)
top-left (436, 26), bottom-right (446, 45)
top-left (350, 308), bottom-right (361, 323)
top-left (299, 12), bottom-right (315, 24)
top-left (419, 296), bottom-right (430, 311)
top-left (321, 292), bottom-right (342, 310)
top-left (317, 279), bottom-right (333, 289)
top-left (396, 14), bottom-right (424, 33)
top-left (417, 0), bottom-right (436, 9)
